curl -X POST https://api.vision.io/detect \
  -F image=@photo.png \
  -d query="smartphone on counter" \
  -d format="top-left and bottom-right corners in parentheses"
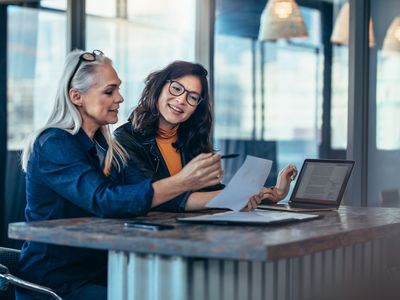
top-left (124, 221), bottom-right (174, 231)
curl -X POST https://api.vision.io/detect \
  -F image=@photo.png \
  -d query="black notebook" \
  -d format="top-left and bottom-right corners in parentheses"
top-left (177, 210), bottom-right (320, 225)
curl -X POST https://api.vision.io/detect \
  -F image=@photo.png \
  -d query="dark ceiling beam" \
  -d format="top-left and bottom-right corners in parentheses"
top-left (346, 0), bottom-right (370, 206)
top-left (67, 0), bottom-right (85, 51)
top-left (0, 0), bottom-right (39, 4)
top-left (0, 3), bottom-right (7, 246)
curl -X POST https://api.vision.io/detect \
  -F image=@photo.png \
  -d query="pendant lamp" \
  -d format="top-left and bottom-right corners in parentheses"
top-left (330, 2), bottom-right (375, 47)
top-left (258, 0), bottom-right (308, 41)
top-left (382, 17), bottom-right (400, 53)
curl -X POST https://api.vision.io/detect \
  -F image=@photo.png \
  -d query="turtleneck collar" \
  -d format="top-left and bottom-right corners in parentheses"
top-left (157, 125), bottom-right (179, 140)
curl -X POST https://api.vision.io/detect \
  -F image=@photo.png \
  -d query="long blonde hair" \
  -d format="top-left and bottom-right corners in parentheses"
top-left (22, 49), bottom-right (127, 176)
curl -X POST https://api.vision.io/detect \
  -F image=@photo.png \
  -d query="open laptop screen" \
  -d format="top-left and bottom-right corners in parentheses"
top-left (290, 159), bottom-right (355, 206)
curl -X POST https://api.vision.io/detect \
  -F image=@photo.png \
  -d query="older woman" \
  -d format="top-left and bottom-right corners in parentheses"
top-left (17, 51), bottom-right (225, 300)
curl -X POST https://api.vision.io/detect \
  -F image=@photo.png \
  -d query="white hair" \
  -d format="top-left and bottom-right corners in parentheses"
top-left (22, 49), bottom-right (127, 175)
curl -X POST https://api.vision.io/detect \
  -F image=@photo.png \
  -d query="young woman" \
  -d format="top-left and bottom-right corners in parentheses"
top-left (113, 61), bottom-right (297, 212)
top-left (17, 51), bottom-right (230, 300)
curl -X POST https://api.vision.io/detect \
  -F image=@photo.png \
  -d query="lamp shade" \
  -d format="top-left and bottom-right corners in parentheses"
top-left (330, 2), bottom-right (375, 47)
top-left (382, 17), bottom-right (400, 52)
top-left (258, 0), bottom-right (308, 41)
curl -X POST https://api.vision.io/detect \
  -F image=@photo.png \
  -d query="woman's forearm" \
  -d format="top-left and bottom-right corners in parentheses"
top-left (151, 153), bottom-right (224, 208)
top-left (151, 176), bottom-right (189, 207)
top-left (184, 190), bottom-right (221, 211)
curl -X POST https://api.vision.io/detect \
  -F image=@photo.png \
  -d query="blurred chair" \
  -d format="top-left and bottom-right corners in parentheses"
top-left (380, 189), bottom-right (400, 207)
top-left (3, 150), bottom-right (26, 249)
top-left (214, 138), bottom-right (278, 187)
top-left (0, 247), bottom-right (62, 300)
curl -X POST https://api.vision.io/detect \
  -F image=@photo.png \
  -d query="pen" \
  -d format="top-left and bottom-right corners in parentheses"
top-left (124, 222), bottom-right (174, 231)
top-left (220, 154), bottom-right (240, 159)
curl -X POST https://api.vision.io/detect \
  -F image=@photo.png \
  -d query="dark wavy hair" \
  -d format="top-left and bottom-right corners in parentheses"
top-left (130, 61), bottom-right (213, 159)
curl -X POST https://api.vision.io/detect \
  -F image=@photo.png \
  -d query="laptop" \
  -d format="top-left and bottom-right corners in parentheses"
top-left (258, 159), bottom-right (355, 212)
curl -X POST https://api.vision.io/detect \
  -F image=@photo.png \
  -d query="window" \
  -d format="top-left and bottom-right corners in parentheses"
top-left (368, 0), bottom-right (400, 206)
top-left (7, 6), bottom-right (66, 149)
top-left (86, 0), bottom-right (196, 127)
top-left (41, 0), bottom-right (67, 10)
top-left (376, 53), bottom-right (400, 150)
top-left (213, 2), bottom-right (323, 196)
top-left (87, 0), bottom-right (116, 18)
top-left (331, 46), bottom-right (348, 149)
top-left (7, 1), bottom-right (197, 148)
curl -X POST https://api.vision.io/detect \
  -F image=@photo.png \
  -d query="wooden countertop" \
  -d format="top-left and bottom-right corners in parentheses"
top-left (8, 206), bottom-right (400, 261)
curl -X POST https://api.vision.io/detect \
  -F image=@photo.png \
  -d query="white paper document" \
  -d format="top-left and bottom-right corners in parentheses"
top-left (206, 155), bottom-right (272, 211)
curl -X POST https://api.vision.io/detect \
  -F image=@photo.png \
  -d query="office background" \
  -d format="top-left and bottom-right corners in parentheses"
top-left (0, 0), bottom-right (399, 247)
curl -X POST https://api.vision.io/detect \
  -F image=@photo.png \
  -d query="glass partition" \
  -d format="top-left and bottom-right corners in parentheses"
top-left (369, 0), bottom-right (400, 207)
top-left (86, 0), bottom-right (196, 127)
top-left (7, 1), bottom-right (196, 149)
top-left (213, 0), bottom-right (345, 199)
top-left (7, 6), bottom-right (66, 149)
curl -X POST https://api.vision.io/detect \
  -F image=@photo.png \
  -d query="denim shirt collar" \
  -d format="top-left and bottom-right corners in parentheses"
top-left (77, 128), bottom-right (109, 154)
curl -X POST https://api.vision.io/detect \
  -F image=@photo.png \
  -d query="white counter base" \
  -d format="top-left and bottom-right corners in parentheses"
top-left (108, 239), bottom-right (385, 300)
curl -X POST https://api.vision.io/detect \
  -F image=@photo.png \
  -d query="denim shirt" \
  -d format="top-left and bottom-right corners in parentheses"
top-left (18, 127), bottom-right (154, 291)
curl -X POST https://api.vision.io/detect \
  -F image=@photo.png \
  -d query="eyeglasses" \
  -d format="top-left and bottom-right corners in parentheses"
top-left (167, 80), bottom-right (203, 106)
top-left (68, 49), bottom-right (104, 89)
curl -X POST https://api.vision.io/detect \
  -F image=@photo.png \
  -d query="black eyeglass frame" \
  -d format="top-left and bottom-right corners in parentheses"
top-left (166, 80), bottom-right (203, 107)
top-left (67, 49), bottom-right (104, 89)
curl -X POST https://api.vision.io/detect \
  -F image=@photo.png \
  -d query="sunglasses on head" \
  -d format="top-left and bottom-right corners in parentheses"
top-left (68, 49), bottom-right (104, 89)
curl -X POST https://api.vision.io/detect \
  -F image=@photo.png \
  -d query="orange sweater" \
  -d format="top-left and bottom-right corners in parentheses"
top-left (156, 126), bottom-right (182, 176)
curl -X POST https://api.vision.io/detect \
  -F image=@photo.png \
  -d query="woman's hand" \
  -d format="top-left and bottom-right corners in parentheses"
top-left (240, 193), bottom-right (263, 211)
top-left (175, 153), bottom-right (223, 191)
top-left (260, 164), bottom-right (298, 203)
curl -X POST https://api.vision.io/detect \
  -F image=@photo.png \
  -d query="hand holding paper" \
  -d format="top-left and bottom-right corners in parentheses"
top-left (206, 155), bottom-right (272, 211)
